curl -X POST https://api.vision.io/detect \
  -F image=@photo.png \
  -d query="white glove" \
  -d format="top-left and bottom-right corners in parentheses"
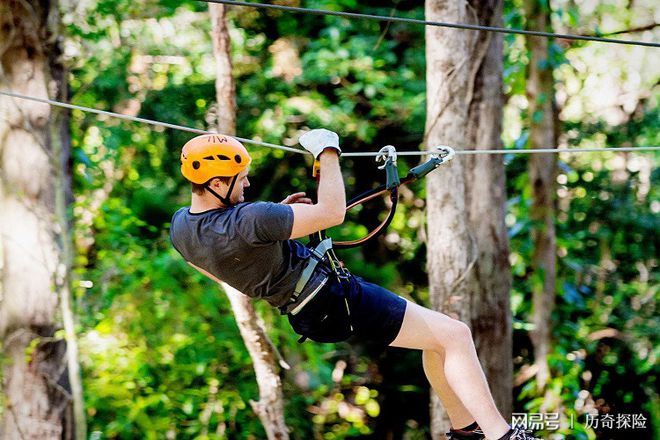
top-left (299, 129), bottom-right (341, 159)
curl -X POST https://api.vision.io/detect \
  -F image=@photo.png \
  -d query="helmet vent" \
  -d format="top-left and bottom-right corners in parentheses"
top-left (217, 155), bottom-right (231, 160)
top-left (235, 155), bottom-right (242, 163)
top-left (203, 156), bottom-right (215, 160)
top-left (192, 161), bottom-right (200, 170)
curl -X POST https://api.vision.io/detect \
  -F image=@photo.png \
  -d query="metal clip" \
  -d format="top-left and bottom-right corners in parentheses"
top-left (376, 145), bottom-right (400, 189)
top-left (376, 145), bottom-right (398, 168)
top-left (432, 145), bottom-right (456, 163)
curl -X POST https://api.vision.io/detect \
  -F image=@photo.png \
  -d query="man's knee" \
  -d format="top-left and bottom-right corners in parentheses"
top-left (440, 318), bottom-right (472, 348)
top-left (422, 314), bottom-right (472, 351)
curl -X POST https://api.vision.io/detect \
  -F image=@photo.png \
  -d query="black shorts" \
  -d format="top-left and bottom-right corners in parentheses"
top-left (287, 275), bottom-right (407, 345)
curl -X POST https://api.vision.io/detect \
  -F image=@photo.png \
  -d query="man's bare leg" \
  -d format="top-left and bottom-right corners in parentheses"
top-left (390, 301), bottom-right (510, 440)
top-left (423, 349), bottom-right (477, 429)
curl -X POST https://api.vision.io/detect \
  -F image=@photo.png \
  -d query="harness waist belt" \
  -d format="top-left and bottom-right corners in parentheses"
top-left (289, 276), bottom-right (328, 315)
top-left (282, 238), bottom-right (333, 315)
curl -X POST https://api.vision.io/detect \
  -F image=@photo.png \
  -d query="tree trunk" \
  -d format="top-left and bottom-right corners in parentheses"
top-left (223, 284), bottom-right (290, 440)
top-left (210, 4), bottom-right (236, 136)
top-left (209, 5), bottom-right (290, 439)
top-left (50, 50), bottom-right (87, 440)
top-left (425, 0), bottom-right (511, 435)
top-left (425, 1), bottom-right (479, 435)
top-left (463, 0), bottom-right (513, 420)
top-left (524, 0), bottom-right (557, 392)
top-left (0, 0), bottom-right (76, 438)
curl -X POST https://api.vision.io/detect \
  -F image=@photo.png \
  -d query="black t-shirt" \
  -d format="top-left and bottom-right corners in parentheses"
top-left (170, 202), bottom-right (320, 308)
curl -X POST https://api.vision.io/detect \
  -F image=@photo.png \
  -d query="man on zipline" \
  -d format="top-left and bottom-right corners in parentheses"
top-left (170, 129), bottom-right (541, 440)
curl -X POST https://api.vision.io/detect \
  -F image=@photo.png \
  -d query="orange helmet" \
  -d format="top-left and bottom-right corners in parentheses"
top-left (180, 134), bottom-right (251, 184)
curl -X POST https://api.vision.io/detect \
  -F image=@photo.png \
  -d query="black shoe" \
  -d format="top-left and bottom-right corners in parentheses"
top-left (445, 427), bottom-right (486, 440)
top-left (508, 428), bottom-right (542, 440)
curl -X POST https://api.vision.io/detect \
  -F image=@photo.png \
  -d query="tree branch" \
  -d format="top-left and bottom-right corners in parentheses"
top-left (600, 22), bottom-right (659, 36)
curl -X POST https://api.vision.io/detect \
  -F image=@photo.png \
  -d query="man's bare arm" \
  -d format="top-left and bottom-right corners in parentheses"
top-left (289, 149), bottom-right (345, 239)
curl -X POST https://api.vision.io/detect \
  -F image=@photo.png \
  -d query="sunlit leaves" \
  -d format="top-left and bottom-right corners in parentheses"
top-left (63, 0), bottom-right (659, 438)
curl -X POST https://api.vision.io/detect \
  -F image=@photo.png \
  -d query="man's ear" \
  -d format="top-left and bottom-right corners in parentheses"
top-left (208, 177), bottom-right (222, 189)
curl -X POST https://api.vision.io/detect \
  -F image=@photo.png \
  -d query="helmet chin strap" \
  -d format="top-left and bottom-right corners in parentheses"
top-left (205, 174), bottom-right (239, 207)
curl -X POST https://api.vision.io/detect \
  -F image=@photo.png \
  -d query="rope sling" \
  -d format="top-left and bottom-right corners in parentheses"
top-left (307, 145), bottom-right (456, 278)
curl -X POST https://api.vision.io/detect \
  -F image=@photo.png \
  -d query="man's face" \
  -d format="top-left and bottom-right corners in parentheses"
top-left (229, 168), bottom-right (250, 204)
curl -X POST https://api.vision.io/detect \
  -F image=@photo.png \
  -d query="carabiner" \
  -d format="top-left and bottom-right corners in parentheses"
top-left (376, 145), bottom-right (400, 189)
top-left (432, 145), bottom-right (456, 163)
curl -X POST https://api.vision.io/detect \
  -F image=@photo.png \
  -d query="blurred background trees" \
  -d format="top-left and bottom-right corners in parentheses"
top-left (0, 0), bottom-right (657, 439)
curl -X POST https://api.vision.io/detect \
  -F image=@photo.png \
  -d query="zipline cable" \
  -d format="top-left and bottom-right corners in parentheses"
top-left (2, 90), bottom-right (659, 156)
top-left (0, 90), bottom-right (302, 154)
top-left (199, 0), bottom-right (660, 49)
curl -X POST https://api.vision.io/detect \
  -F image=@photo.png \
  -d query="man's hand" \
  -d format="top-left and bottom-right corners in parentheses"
top-left (299, 128), bottom-right (341, 159)
top-left (281, 192), bottom-right (312, 205)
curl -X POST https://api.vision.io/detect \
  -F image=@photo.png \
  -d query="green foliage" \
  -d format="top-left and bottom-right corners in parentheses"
top-left (57, 0), bottom-right (659, 438)
top-left (508, 68), bottom-right (658, 440)
top-left (79, 197), bottom-right (269, 438)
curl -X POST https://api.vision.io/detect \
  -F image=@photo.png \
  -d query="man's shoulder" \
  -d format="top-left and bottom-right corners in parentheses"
top-left (171, 206), bottom-right (189, 221)
top-left (235, 201), bottom-right (291, 218)
top-left (170, 207), bottom-right (191, 229)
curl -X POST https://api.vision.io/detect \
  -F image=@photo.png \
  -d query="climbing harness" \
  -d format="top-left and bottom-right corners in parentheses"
top-left (286, 237), bottom-right (333, 315)
top-left (285, 144), bottom-right (455, 340)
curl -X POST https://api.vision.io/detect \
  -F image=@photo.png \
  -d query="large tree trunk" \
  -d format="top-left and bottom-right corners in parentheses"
top-left (424, 0), bottom-right (476, 434)
top-left (463, 0), bottom-right (513, 420)
top-left (425, 0), bottom-right (511, 435)
top-left (209, 5), bottom-right (290, 439)
top-left (524, 0), bottom-right (557, 392)
top-left (0, 0), bottom-right (78, 438)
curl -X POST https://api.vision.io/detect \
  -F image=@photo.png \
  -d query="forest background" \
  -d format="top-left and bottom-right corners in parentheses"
top-left (0, 0), bottom-right (658, 439)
